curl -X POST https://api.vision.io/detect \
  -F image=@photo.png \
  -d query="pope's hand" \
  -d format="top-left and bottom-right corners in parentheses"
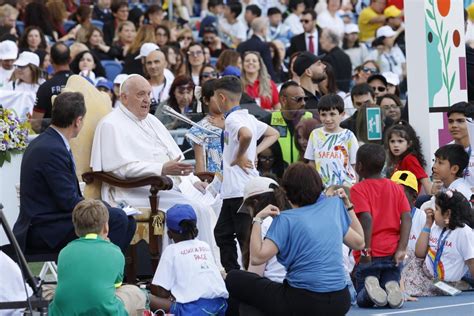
top-left (193, 181), bottom-right (208, 193)
top-left (163, 157), bottom-right (193, 176)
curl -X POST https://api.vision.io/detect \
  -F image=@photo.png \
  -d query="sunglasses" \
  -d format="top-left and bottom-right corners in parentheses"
top-left (188, 50), bottom-right (203, 57)
top-left (362, 67), bottom-right (378, 73)
top-left (180, 36), bottom-right (193, 41)
top-left (300, 19), bottom-right (312, 24)
top-left (202, 71), bottom-right (218, 78)
top-left (287, 96), bottom-right (308, 103)
top-left (371, 86), bottom-right (386, 92)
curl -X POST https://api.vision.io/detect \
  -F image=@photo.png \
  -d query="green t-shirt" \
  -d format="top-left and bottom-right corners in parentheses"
top-left (49, 234), bottom-right (128, 316)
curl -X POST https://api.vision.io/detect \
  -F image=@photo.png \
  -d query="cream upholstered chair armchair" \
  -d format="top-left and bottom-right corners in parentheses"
top-left (65, 75), bottom-right (173, 282)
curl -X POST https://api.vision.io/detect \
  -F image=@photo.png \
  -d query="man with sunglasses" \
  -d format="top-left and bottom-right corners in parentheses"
top-left (266, 81), bottom-right (314, 165)
top-left (287, 9), bottom-right (323, 59)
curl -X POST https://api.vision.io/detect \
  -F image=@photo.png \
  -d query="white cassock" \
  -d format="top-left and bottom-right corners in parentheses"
top-left (90, 104), bottom-right (218, 257)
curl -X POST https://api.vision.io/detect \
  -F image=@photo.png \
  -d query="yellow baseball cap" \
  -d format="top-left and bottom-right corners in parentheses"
top-left (468, 4), bottom-right (474, 21)
top-left (391, 170), bottom-right (418, 193)
top-left (384, 5), bottom-right (402, 18)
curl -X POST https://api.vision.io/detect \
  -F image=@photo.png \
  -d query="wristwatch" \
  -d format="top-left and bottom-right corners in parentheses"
top-left (252, 217), bottom-right (264, 225)
top-left (361, 248), bottom-right (372, 257)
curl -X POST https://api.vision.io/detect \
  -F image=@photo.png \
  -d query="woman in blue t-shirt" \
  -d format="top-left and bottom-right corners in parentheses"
top-left (225, 162), bottom-right (365, 315)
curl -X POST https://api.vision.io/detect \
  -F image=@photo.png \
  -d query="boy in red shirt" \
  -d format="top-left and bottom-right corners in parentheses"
top-left (351, 144), bottom-right (411, 309)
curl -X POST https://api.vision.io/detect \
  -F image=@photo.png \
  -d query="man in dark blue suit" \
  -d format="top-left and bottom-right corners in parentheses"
top-left (13, 92), bottom-right (135, 254)
top-left (237, 17), bottom-right (277, 81)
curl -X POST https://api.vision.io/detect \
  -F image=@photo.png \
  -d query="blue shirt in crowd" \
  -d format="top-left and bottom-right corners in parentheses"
top-left (266, 195), bottom-right (351, 293)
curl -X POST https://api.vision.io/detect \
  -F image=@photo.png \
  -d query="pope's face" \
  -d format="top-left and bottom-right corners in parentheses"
top-left (122, 77), bottom-right (152, 120)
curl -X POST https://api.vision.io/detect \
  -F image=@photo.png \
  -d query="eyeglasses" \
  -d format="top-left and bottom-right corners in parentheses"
top-left (202, 71), bottom-right (218, 78)
top-left (362, 67), bottom-right (378, 73)
top-left (286, 96), bottom-right (308, 103)
top-left (258, 156), bottom-right (274, 162)
top-left (371, 86), bottom-right (386, 92)
top-left (188, 50), bottom-right (203, 57)
top-left (300, 19), bottom-right (312, 24)
top-left (382, 103), bottom-right (399, 110)
top-left (177, 86), bottom-right (194, 93)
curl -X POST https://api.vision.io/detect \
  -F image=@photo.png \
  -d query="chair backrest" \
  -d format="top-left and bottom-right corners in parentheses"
top-left (91, 19), bottom-right (104, 31)
top-left (101, 60), bottom-right (123, 82)
top-left (16, 21), bottom-right (25, 36)
top-left (65, 75), bottom-right (113, 199)
top-left (63, 20), bottom-right (77, 32)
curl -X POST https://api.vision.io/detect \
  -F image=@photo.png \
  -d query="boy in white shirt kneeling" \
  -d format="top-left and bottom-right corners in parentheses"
top-left (151, 204), bottom-right (228, 315)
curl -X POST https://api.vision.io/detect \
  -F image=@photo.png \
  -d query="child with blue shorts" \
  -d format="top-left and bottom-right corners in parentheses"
top-left (151, 204), bottom-right (228, 315)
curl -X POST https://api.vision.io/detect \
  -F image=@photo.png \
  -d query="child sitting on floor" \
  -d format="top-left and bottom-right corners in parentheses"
top-left (404, 191), bottom-right (474, 296)
top-left (351, 144), bottom-right (411, 309)
top-left (49, 199), bottom-right (146, 316)
top-left (151, 204), bottom-right (228, 315)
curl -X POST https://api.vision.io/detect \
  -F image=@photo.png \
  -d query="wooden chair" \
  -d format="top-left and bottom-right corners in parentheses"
top-left (65, 75), bottom-right (173, 281)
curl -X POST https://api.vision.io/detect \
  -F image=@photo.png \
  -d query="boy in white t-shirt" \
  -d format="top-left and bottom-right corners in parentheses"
top-left (212, 76), bottom-right (279, 272)
top-left (305, 94), bottom-right (359, 187)
top-left (151, 204), bottom-right (229, 315)
top-left (432, 144), bottom-right (472, 200)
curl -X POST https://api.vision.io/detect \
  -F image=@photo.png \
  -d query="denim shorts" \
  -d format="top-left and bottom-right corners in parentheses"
top-left (171, 297), bottom-right (227, 316)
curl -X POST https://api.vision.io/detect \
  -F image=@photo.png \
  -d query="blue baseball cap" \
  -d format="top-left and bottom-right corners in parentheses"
top-left (221, 65), bottom-right (241, 77)
top-left (96, 80), bottom-right (113, 91)
top-left (166, 204), bottom-right (197, 233)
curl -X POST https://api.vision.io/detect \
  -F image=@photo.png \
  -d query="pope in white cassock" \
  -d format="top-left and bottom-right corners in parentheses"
top-left (90, 74), bottom-right (217, 253)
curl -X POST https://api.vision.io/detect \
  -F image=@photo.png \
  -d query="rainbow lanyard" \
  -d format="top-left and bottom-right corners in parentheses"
top-left (432, 228), bottom-right (451, 281)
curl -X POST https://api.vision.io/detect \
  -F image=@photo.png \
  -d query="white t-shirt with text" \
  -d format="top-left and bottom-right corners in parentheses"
top-left (304, 127), bottom-right (358, 186)
top-left (424, 224), bottom-right (474, 282)
top-left (152, 239), bottom-right (228, 303)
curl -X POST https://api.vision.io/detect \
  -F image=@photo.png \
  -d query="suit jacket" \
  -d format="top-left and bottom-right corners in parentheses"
top-left (13, 127), bottom-right (83, 251)
top-left (237, 35), bottom-right (277, 81)
top-left (287, 27), bottom-right (324, 58)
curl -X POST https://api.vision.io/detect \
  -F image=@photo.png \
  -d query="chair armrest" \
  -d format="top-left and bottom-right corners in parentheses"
top-left (195, 172), bottom-right (215, 183)
top-left (82, 171), bottom-right (173, 191)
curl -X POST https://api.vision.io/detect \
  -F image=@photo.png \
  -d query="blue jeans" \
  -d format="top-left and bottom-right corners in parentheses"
top-left (355, 256), bottom-right (401, 308)
top-left (346, 273), bottom-right (357, 305)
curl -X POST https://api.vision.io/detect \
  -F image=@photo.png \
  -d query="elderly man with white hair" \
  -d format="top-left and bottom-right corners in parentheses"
top-left (237, 17), bottom-right (277, 81)
top-left (90, 74), bottom-right (218, 253)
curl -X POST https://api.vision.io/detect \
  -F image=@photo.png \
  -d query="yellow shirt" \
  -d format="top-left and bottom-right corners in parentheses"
top-left (358, 7), bottom-right (382, 42)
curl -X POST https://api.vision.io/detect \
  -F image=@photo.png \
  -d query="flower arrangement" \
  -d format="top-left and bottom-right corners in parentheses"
top-left (0, 106), bottom-right (29, 167)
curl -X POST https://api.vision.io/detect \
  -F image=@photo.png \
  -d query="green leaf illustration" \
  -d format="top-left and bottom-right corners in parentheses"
top-left (449, 72), bottom-right (456, 93)
top-left (446, 47), bottom-right (451, 64)
top-left (440, 21), bottom-right (444, 35)
top-left (426, 9), bottom-right (435, 20)
top-left (442, 72), bottom-right (447, 88)
top-left (443, 31), bottom-right (449, 49)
